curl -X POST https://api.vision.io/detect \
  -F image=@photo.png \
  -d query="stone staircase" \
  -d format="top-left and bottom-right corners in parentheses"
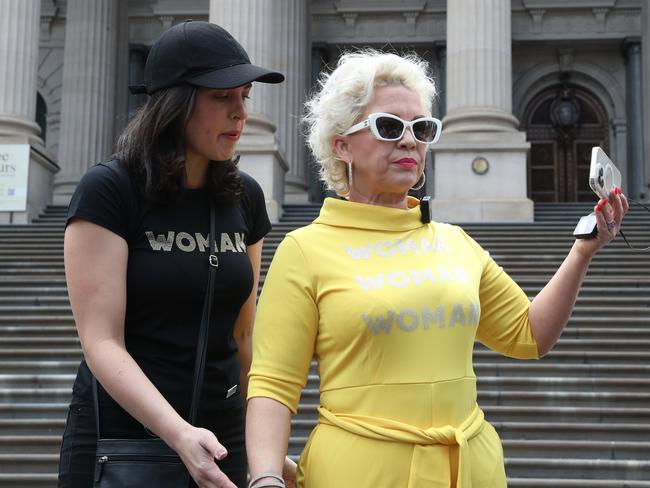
top-left (0, 202), bottom-right (649, 486)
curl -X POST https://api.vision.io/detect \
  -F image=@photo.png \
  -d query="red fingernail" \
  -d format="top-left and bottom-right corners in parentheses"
top-left (615, 187), bottom-right (621, 195)
top-left (599, 198), bottom-right (607, 206)
top-left (596, 204), bottom-right (602, 212)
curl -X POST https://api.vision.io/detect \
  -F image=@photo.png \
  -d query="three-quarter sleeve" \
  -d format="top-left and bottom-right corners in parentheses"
top-left (248, 234), bottom-right (319, 414)
top-left (460, 229), bottom-right (539, 359)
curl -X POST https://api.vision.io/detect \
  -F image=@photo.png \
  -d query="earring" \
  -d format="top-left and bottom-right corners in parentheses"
top-left (347, 161), bottom-right (353, 193)
top-left (411, 172), bottom-right (426, 191)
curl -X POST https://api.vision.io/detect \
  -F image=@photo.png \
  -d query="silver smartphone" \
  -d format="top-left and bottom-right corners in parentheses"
top-left (589, 147), bottom-right (621, 200)
top-left (573, 147), bottom-right (622, 239)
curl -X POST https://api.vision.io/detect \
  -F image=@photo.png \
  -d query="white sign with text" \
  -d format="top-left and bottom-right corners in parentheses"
top-left (0, 144), bottom-right (30, 211)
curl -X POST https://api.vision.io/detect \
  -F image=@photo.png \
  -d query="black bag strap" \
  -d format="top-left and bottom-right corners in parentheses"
top-left (93, 202), bottom-right (218, 439)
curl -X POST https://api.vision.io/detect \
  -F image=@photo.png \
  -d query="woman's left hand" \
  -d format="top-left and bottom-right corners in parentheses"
top-left (574, 187), bottom-right (629, 258)
top-left (283, 456), bottom-right (297, 488)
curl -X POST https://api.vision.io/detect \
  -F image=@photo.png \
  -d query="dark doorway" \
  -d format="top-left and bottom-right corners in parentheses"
top-left (36, 93), bottom-right (47, 143)
top-left (522, 80), bottom-right (609, 202)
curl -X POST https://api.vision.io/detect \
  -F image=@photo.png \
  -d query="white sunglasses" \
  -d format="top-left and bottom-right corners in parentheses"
top-left (343, 112), bottom-right (442, 145)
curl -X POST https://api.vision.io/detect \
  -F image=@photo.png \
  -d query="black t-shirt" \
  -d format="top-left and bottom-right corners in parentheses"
top-left (66, 159), bottom-right (271, 428)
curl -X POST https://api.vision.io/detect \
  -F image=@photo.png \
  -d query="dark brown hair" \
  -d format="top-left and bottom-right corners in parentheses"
top-left (114, 84), bottom-right (242, 204)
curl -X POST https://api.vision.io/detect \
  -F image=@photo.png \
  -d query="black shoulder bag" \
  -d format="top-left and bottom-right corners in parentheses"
top-left (92, 203), bottom-right (219, 487)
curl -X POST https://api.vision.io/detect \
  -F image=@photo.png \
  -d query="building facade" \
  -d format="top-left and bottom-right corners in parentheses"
top-left (0, 0), bottom-right (648, 223)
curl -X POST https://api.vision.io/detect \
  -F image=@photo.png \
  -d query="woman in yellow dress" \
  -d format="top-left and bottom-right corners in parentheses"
top-left (244, 50), bottom-right (628, 488)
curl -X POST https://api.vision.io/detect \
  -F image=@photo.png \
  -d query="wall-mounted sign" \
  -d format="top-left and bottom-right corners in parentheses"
top-left (0, 144), bottom-right (30, 211)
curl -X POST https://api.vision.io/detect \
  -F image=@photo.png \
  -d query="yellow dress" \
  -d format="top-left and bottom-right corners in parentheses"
top-left (248, 197), bottom-right (539, 488)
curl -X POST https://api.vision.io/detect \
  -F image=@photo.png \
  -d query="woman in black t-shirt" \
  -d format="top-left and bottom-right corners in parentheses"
top-left (58, 21), bottom-right (292, 488)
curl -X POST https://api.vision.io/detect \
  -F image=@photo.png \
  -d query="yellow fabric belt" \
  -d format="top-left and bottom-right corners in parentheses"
top-left (317, 404), bottom-right (485, 488)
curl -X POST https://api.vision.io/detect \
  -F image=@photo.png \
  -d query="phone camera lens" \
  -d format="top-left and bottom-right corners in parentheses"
top-left (598, 167), bottom-right (604, 188)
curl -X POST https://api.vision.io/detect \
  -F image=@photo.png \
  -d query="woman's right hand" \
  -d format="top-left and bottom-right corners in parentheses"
top-left (172, 425), bottom-right (237, 488)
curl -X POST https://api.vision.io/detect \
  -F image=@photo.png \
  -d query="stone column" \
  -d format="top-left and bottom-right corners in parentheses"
top-left (0, 0), bottom-right (58, 223)
top-left (612, 118), bottom-right (628, 191)
top-left (641, 2), bottom-right (650, 200)
top-left (0, 0), bottom-right (41, 144)
top-left (435, 44), bottom-right (447, 119)
top-left (280, 0), bottom-right (311, 201)
top-left (210, 0), bottom-right (310, 219)
top-left (624, 39), bottom-right (646, 201)
top-left (53, 0), bottom-right (120, 205)
top-left (430, 0), bottom-right (533, 222)
top-left (113, 0), bottom-right (130, 137)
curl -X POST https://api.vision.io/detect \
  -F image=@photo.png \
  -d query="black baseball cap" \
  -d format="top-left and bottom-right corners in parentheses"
top-left (129, 20), bottom-right (284, 95)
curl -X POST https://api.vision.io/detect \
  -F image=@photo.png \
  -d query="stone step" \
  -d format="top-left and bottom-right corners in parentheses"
top-left (483, 406), bottom-right (650, 424)
top-left (0, 243), bottom-right (63, 249)
top-left (505, 457), bottom-right (650, 480)
top-left (0, 250), bottom-right (63, 257)
top-left (502, 439), bottom-right (650, 460)
top-left (495, 421), bottom-right (650, 441)
top-left (0, 289), bottom-right (73, 299)
top-left (0, 454), bottom-right (58, 474)
top-left (0, 435), bottom-right (61, 454)
top-left (475, 376), bottom-right (650, 393)
top-left (0, 403), bottom-right (68, 419)
top-left (0, 277), bottom-right (66, 287)
top-left (507, 478), bottom-right (650, 488)
top-left (0, 361), bottom-right (79, 374)
top-left (0, 337), bottom-right (82, 347)
top-left (0, 473), bottom-right (58, 488)
top-left (0, 388), bottom-right (72, 403)
top-left (0, 374), bottom-right (75, 388)
top-left (0, 269), bottom-right (64, 276)
top-left (0, 325), bottom-right (75, 336)
top-left (0, 418), bottom-right (64, 436)
top-left (0, 349), bottom-right (82, 360)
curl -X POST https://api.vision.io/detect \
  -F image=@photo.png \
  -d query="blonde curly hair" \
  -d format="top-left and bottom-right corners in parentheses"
top-left (304, 49), bottom-right (437, 196)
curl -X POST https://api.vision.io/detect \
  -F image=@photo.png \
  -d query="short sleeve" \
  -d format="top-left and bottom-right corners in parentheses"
top-left (248, 235), bottom-right (318, 414)
top-left (459, 229), bottom-right (539, 360)
top-left (239, 171), bottom-right (271, 245)
top-left (66, 160), bottom-right (132, 240)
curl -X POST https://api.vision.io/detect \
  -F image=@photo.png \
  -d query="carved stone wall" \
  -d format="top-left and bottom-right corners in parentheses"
top-left (31, 0), bottom-right (645, 204)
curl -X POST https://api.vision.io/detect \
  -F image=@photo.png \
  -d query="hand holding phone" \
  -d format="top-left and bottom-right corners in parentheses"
top-left (574, 147), bottom-right (622, 239)
top-left (589, 147), bottom-right (621, 200)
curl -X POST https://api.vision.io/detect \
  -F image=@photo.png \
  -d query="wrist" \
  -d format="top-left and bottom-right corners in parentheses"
top-left (161, 418), bottom-right (192, 451)
top-left (248, 472), bottom-right (285, 488)
top-left (571, 240), bottom-right (597, 262)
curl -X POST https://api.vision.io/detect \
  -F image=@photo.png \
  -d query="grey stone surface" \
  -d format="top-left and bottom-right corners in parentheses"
top-left (624, 40), bottom-right (646, 200)
top-left (53, 0), bottom-right (120, 205)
